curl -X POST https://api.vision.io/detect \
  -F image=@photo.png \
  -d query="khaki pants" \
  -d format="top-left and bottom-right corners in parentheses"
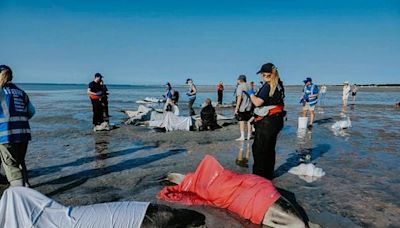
top-left (0, 142), bottom-right (29, 183)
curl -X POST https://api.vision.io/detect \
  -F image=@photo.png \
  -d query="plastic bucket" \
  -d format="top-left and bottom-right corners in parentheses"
top-left (298, 117), bottom-right (308, 129)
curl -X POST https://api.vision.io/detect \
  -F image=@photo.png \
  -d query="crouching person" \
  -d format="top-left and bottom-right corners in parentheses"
top-left (199, 98), bottom-right (220, 131)
top-left (0, 65), bottom-right (35, 187)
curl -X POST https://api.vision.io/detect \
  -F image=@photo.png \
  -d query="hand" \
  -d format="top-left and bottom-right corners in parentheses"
top-left (235, 109), bottom-right (238, 115)
top-left (246, 89), bottom-right (255, 96)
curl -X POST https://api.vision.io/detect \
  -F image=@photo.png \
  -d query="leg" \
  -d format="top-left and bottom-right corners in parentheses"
top-left (247, 121), bottom-right (252, 140)
top-left (14, 142), bottom-right (30, 186)
top-left (92, 100), bottom-right (104, 125)
top-left (252, 116), bottom-right (283, 180)
top-left (309, 110), bottom-right (315, 126)
top-left (236, 121), bottom-right (245, 141)
top-left (188, 98), bottom-right (196, 116)
top-left (0, 143), bottom-right (24, 186)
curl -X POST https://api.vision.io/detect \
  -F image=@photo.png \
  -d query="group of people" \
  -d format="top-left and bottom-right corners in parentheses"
top-left (300, 78), bottom-right (359, 128)
top-left (228, 64), bottom-right (286, 180)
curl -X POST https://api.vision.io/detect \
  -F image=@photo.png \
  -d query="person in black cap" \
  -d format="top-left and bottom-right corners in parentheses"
top-left (87, 73), bottom-right (106, 131)
top-left (246, 63), bottom-right (285, 180)
top-left (186, 78), bottom-right (197, 116)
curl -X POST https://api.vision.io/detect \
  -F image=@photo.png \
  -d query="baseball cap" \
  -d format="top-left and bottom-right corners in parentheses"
top-left (303, 77), bottom-right (312, 84)
top-left (94, 73), bottom-right (103, 78)
top-left (256, 63), bottom-right (274, 74)
top-left (237, 75), bottom-right (247, 82)
top-left (0, 65), bottom-right (11, 72)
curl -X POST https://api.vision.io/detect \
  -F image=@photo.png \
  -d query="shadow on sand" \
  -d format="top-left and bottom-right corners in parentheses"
top-left (29, 145), bottom-right (159, 178)
top-left (33, 148), bottom-right (186, 196)
top-left (274, 144), bottom-right (330, 178)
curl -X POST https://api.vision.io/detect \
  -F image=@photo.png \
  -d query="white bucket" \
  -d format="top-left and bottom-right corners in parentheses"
top-left (298, 117), bottom-right (308, 129)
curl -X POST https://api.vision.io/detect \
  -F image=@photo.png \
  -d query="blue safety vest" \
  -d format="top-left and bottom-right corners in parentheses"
top-left (303, 84), bottom-right (319, 106)
top-left (0, 83), bottom-right (32, 143)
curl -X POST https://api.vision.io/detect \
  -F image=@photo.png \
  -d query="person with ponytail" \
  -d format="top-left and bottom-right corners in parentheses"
top-left (246, 63), bottom-right (285, 180)
top-left (0, 65), bottom-right (35, 186)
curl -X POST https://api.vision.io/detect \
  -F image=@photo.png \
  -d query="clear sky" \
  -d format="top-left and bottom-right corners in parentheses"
top-left (1, 0), bottom-right (399, 85)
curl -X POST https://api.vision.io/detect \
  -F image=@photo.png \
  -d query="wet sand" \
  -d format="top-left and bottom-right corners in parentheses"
top-left (1, 86), bottom-right (400, 227)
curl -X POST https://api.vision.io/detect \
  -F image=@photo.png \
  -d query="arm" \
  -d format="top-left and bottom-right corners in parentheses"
top-left (235, 94), bottom-right (242, 114)
top-left (87, 88), bottom-right (96, 96)
top-left (250, 95), bottom-right (264, 107)
top-left (191, 85), bottom-right (197, 95)
top-left (27, 101), bottom-right (35, 119)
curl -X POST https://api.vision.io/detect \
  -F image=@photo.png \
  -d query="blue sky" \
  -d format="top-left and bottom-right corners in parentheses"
top-left (1, 0), bottom-right (399, 85)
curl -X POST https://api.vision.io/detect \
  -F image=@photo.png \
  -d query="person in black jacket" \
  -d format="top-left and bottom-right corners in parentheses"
top-left (247, 63), bottom-right (286, 180)
top-left (199, 98), bottom-right (220, 131)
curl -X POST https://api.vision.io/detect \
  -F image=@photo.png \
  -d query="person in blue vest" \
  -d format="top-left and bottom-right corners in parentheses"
top-left (0, 65), bottom-right (35, 187)
top-left (301, 77), bottom-right (319, 128)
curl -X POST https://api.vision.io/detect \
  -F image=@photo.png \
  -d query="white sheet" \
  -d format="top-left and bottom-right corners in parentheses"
top-left (0, 187), bottom-right (149, 228)
top-left (288, 163), bottom-right (326, 183)
top-left (148, 112), bottom-right (192, 131)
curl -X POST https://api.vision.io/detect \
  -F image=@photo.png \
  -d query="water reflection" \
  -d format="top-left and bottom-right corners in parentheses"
top-left (235, 141), bottom-right (251, 168)
top-left (94, 133), bottom-right (111, 168)
top-left (340, 104), bottom-right (347, 117)
top-left (297, 128), bottom-right (313, 163)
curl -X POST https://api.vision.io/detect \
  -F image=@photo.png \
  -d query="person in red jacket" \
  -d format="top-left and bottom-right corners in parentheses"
top-left (216, 81), bottom-right (224, 105)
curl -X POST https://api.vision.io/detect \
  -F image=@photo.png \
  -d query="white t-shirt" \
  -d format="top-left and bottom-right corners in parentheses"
top-left (236, 83), bottom-right (252, 112)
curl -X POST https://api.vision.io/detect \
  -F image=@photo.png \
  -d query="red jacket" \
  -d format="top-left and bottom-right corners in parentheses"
top-left (158, 155), bottom-right (280, 224)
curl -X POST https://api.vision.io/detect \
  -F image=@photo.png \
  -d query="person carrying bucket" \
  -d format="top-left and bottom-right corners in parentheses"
top-left (300, 77), bottom-right (319, 129)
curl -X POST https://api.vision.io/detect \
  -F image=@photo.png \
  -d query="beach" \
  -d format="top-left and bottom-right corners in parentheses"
top-left (1, 84), bottom-right (399, 227)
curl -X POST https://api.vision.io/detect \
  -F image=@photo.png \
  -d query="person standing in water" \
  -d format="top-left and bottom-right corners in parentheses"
top-left (351, 84), bottom-right (358, 104)
top-left (0, 65), bottom-right (35, 187)
top-left (301, 77), bottom-right (319, 128)
top-left (342, 81), bottom-right (351, 106)
top-left (319, 84), bottom-right (327, 105)
top-left (100, 79), bottom-right (110, 122)
top-left (217, 81), bottom-right (224, 105)
top-left (235, 75), bottom-right (253, 141)
top-left (88, 73), bottom-right (106, 131)
top-left (186, 78), bottom-right (197, 116)
top-left (247, 63), bottom-right (285, 180)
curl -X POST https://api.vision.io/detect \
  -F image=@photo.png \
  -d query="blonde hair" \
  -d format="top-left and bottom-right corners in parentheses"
top-left (268, 66), bottom-right (280, 97)
top-left (0, 68), bottom-right (13, 88)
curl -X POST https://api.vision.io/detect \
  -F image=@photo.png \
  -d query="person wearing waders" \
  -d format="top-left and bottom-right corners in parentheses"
top-left (246, 63), bottom-right (285, 180)
top-left (0, 65), bottom-right (35, 187)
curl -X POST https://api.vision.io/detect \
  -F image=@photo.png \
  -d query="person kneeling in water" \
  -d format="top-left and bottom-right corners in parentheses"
top-left (159, 155), bottom-right (320, 228)
top-left (198, 98), bottom-right (221, 131)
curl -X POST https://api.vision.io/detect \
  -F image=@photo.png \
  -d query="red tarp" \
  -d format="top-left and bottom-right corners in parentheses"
top-left (158, 155), bottom-right (281, 224)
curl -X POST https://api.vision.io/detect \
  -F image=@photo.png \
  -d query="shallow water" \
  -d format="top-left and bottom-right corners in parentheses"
top-left (1, 84), bottom-right (399, 227)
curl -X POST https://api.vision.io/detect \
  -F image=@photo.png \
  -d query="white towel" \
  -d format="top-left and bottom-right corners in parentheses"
top-left (0, 187), bottom-right (149, 228)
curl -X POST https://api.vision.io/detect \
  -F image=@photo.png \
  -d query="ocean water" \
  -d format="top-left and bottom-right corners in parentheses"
top-left (12, 83), bottom-right (400, 226)
top-left (20, 83), bottom-right (400, 129)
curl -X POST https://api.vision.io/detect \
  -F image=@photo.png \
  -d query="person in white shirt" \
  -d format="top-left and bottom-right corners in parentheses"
top-left (342, 81), bottom-right (351, 106)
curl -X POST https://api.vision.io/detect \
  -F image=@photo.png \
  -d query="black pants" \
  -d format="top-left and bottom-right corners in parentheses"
top-left (102, 98), bottom-right (109, 119)
top-left (91, 99), bottom-right (104, 125)
top-left (252, 114), bottom-right (284, 180)
top-left (188, 97), bottom-right (196, 116)
top-left (217, 90), bottom-right (223, 104)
